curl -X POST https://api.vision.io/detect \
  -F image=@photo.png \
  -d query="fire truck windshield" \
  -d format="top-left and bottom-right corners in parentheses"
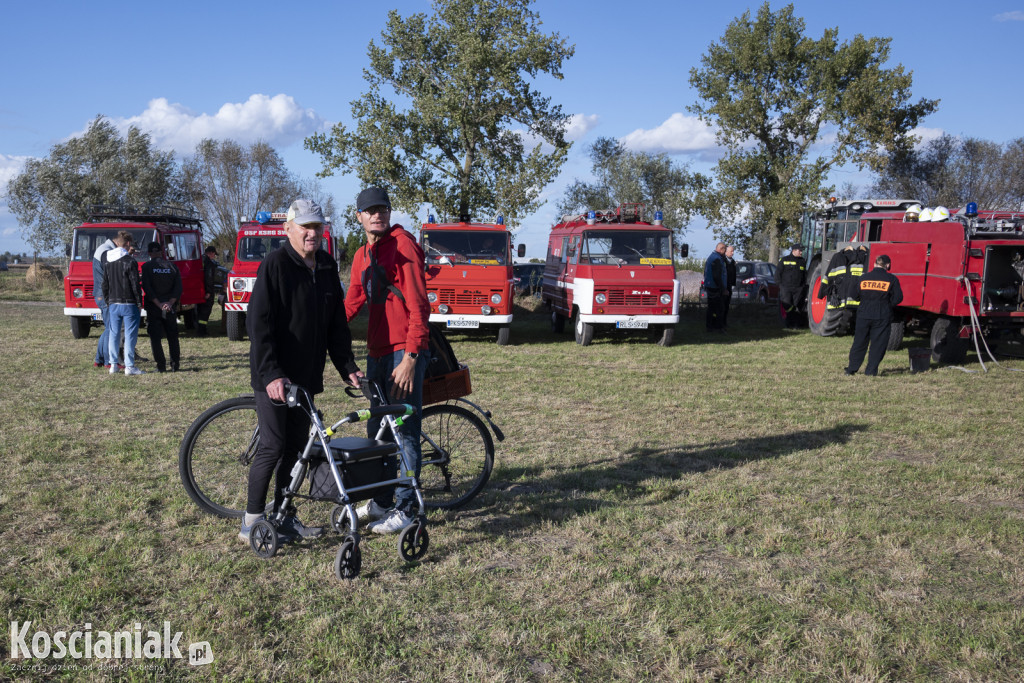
top-left (71, 228), bottom-right (157, 262)
top-left (579, 230), bottom-right (672, 266)
top-left (423, 230), bottom-right (508, 265)
top-left (237, 235), bottom-right (291, 262)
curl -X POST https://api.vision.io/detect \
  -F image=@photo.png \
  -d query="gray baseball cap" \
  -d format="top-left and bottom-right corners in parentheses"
top-left (286, 199), bottom-right (325, 226)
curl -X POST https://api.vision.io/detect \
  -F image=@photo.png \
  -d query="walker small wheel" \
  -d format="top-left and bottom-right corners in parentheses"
top-left (334, 536), bottom-right (362, 580)
top-left (398, 520), bottom-right (429, 562)
top-left (331, 504), bottom-right (354, 535)
top-left (249, 520), bottom-right (279, 559)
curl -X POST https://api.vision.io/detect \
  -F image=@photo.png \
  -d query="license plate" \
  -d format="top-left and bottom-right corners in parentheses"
top-left (616, 320), bottom-right (648, 329)
top-left (447, 319), bottom-right (479, 329)
top-left (91, 313), bottom-right (104, 321)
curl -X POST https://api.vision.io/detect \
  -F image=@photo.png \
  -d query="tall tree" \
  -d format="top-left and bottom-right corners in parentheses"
top-left (179, 139), bottom-right (297, 253)
top-left (871, 133), bottom-right (1024, 210)
top-left (689, 3), bottom-right (937, 262)
top-left (6, 116), bottom-right (178, 254)
top-left (305, 0), bottom-right (574, 226)
top-left (557, 137), bottom-right (709, 237)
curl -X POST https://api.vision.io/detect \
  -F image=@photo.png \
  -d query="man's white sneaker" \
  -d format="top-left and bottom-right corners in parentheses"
top-left (368, 509), bottom-right (413, 535)
top-left (109, 364), bottom-right (118, 374)
top-left (356, 500), bottom-right (388, 525)
top-left (125, 366), bottom-right (145, 376)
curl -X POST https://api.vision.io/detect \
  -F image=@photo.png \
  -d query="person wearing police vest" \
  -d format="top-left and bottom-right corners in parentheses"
top-left (345, 187), bottom-right (431, 535)
top-left (141, 242), bottom-right (182, 372)
top-left (196, 246), bottom-right (219, 337)
top-left (845, 254), bottom-right (904, 376)
top-left (778, 243), bottom-right (807, 328)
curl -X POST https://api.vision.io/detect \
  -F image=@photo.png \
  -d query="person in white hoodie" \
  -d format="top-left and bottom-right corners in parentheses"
top-left (101, 231), bottom-right (145, 376)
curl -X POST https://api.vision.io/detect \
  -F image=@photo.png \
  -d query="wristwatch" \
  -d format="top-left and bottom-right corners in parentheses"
top-left (407, 352), bottom-right (419, 360)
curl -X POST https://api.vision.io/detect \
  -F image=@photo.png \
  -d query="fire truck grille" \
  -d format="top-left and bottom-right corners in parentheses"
top-left (605, 290), bottom-right (661, 306)
top-left (437, 289), bottom-right (490, 306)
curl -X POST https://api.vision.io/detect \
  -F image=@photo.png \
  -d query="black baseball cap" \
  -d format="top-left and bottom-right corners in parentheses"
top-left (147, 242), bottom-right (162, 253)
top-left (792, 243), bottom-right (805, 251)
top-left (356, 187), bottom-right (391, 212)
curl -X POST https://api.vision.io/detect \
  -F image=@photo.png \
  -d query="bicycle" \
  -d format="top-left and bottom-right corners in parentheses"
top-left (178, 378), bottom-right (502, 521)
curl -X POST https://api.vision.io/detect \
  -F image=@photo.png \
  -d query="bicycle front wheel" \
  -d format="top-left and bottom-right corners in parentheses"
top-left (419, 404), bottom-right (494, 510)
top-left (179, 395), bottom-right (259, 519)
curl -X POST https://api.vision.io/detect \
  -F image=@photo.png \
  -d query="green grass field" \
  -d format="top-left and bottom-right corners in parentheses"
top-left (1, 295), bottom-right (1022, 681)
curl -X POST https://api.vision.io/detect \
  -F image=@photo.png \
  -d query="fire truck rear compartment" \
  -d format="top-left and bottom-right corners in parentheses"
top-left (982, 246), bottom-right (1024, 312)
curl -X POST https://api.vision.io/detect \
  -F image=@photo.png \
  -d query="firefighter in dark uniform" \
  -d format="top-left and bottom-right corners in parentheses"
top-left (818, 246), bottom-right (854, 312)
top-left (845, 254), bottom-right (903, 376)
top-left (843, 244), bottom-right (870, 313)
top-left (777, 244), bottom-right (806, 328)
top-left (196, 246), bottom-right (219, 336)
top-left (141, 241), bottom-right (182, 372)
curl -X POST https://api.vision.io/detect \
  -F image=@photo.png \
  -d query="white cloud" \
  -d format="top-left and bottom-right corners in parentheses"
top-left (2, 227), bottom-right (17, 237)
top-left (0, 154), bottom-right (31, 192)
top-left (619, 113), bottom-right (719, 156)
top-left (912, 126), bottom-right (945, 146)
top-left (994, 10), bottom-right (1024, 21)
top-left (564, 113), bottom-right (599, 142)
top-left (98, 94), bottom-right (326, 154)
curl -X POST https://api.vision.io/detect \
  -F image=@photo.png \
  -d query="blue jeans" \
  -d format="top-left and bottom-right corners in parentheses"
top-left (107, 304), bottom-right (141, 369)
top-left (366, 349), bottom-right (429, 512)
top-left (94, 298), bottom-right (109, 364)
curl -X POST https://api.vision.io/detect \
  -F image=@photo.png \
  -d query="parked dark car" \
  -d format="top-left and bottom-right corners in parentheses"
top-left (699, 260), bottom-right (778, 303)
top-left (513, 263), bottom-right (545, 296)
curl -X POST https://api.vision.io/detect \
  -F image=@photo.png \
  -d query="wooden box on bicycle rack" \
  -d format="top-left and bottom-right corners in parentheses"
top-left (422, 363), bottom-right (472, 405)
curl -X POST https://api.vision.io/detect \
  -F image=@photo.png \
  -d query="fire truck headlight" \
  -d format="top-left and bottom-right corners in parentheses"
top-left (438, 304), bottom-right (450, 314)
top-left (595, 293), bottom-right (607, 305)
top-left (481, 305), bottom-right (492, 315)
top-left (660, 294), bottom-right (672, 305)
top-left (490, 293), bottom-right (502, 304)
top-left (427, 292), bottom-right (437, 303)
top-left (72, 287), bottom-right (83, 299)
top-left (231, 279), bottom-right (246, 291)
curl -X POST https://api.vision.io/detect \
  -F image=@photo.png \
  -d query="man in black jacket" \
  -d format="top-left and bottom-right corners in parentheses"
top-left (722, 245), bottom-right (737, 329)
top-left (142, 242), bottom-right (182, 372)
top-left (241, 198), bottom-right (362, 543)
top-left (196, 246), bottom-right (219, 337)
top-left (778, 244), bottom-right (807, 328)
top-left (102, 231), bottom-right (145, 376)
top-left (845, 254), bottom-right (904, 376)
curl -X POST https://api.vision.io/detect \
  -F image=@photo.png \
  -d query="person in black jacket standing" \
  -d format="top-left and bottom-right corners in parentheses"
top-left (777, 244), bottom-right (807, 328)
top-left (703, 243), bottom-right (727, 331)
top-left (241, 198), bottom-right (362, 543)
top-left (102, 231), bottom-right (145, 376)
top-left (196, 246), bottom-right (219, 337)
top-left (845, 254), bottom-right (904, 376)
top-left (722, 245), bottom-right (737, 329)
top-left (141, 242), bottom-right (182, 372)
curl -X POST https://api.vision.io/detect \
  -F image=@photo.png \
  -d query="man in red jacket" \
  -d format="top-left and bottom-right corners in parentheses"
top-left (346, 187), bottom-right (431, 534)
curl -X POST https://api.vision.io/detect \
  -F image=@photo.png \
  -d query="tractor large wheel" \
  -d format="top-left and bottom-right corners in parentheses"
top-left (806, 262), bottom-right (851, 337)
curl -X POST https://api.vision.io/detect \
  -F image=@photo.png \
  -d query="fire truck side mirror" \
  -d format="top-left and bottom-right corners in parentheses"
top-left (679, 243), bottom-right (689, 258)
top-left (517, 244), bottom-right (526, 258)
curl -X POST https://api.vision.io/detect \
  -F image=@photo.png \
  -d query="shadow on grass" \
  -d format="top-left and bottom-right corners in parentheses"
top-left (462, 422), bottom-right (870, 535)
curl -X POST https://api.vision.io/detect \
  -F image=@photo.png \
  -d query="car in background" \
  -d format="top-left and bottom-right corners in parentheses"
top-left (512, 262), bottom-right (544, 296)
top-left (699, 260), bottom-right (778, 303)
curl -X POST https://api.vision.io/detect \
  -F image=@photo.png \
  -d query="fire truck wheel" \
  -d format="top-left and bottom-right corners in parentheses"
top-left (886, 319), bottom-right (905, 351)
top-left (226, 311), bottom-right (245, 341)
top-left (574, 310), bottom-right (594, 346)
top-left (496, 325), bottom-right (511, 346)
top-left (655, 325), bottom-right (674, 347)
top-left (550, 310), bottom-right (565, 334)
top-left (70, 316), bottom-right (91, 339)
top-left (930, 317), bottom-right (968, 364)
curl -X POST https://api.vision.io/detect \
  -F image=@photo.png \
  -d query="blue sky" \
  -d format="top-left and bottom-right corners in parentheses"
top-left (2, 0), bottom-right (1023, 260)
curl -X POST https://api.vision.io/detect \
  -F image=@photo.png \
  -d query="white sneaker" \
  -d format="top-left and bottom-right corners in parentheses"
top-left (109, 364), bottom-right (118, 375)
top-left (368, 509), bottom-right (413, 535)
top-left (125, 366), bottom-right (145, 376)
top-left (356, 500), bottom-right (388, 525)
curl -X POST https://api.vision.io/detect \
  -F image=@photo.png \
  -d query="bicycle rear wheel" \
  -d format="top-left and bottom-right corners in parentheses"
top-left (419, 404), bottom-right (494, 509)
top-left (179, 395), bottom-right (259, 518)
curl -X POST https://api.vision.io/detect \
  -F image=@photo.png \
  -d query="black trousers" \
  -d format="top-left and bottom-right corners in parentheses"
top-left (145, 305), bottom-right (180, 370)
top-left (197, 298), bottom-right (214, 335)
top-left (722, 289), bottom-right (732, 327)
top-left (706, 290), bottom-right (725, 330)
top-left (246, 390), bottom-right (312, 515)
top-left (847, 315), bottom-right (891, 376)
top-left (780, 287), bottom-right (801, 327)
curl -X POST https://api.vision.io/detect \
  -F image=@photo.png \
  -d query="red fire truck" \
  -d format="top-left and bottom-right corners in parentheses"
top-left (420, 217), bottom-right (523, 345)
top-left (541, 204), bottom-right (685, 346)
top-left (224, 211), bottom-right (340, 341)
top-left (63, 206), bottom-right (206, 338)
top-left (804, 201), bottom-right (1024, 363)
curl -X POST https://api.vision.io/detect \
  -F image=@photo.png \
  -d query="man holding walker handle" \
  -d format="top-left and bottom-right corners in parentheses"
top-left (241, 198), bottom-right (363, 543)
top-left (345, 186), bottom-right (432, 535)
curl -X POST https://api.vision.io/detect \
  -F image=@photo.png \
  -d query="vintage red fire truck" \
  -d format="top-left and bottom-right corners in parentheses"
top-left (541, 204), bottom-right (686, 346)
top-left (803, 200), bottom-right (1024, 363)
top-left (223, 211), bottom-right (340, 341)
top-left (63, 206), bottom-right (206, 338)
top-left (420, 216), bottom-right (523, 345)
